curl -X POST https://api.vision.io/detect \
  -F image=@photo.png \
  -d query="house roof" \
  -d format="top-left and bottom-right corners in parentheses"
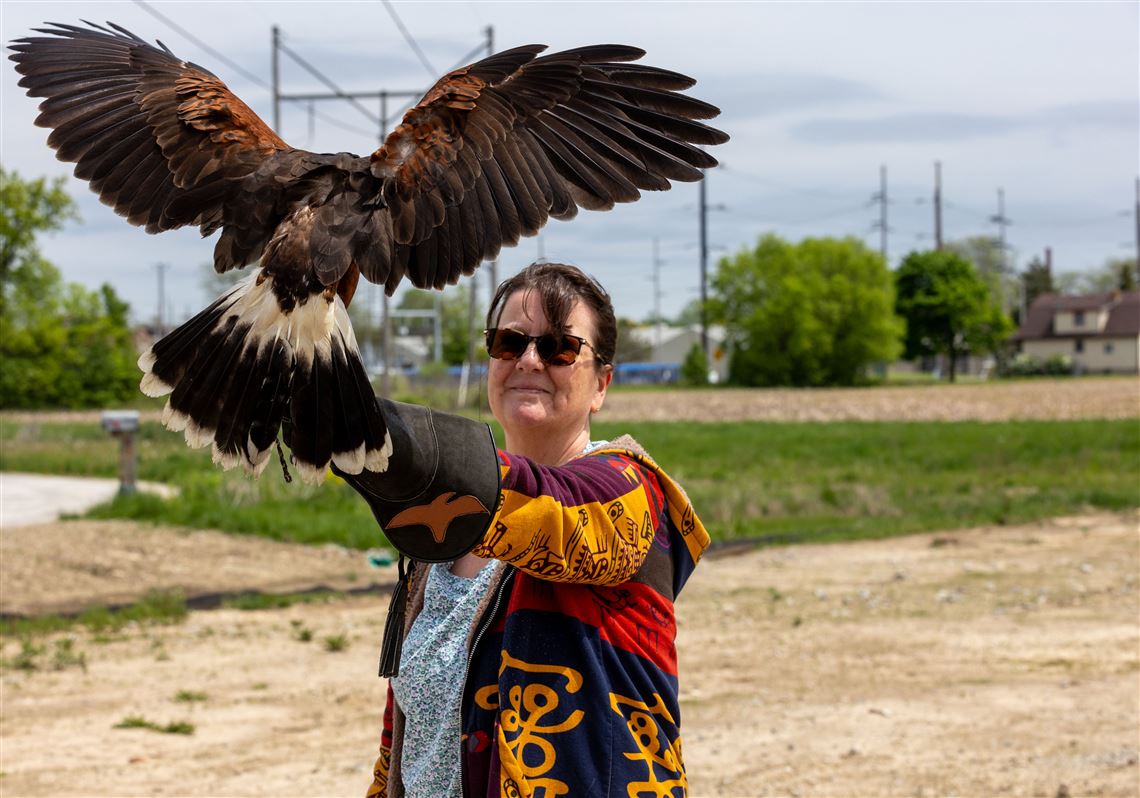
top-left (1013, 290), bottom-right (1140, 340)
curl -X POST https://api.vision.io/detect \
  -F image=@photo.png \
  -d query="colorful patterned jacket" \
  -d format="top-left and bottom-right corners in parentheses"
top-left (366, 435), bottom-right (710, 798)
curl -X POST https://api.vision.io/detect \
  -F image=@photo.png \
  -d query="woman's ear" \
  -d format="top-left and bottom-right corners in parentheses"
top-left (591, 365), bottom-right (613, 414)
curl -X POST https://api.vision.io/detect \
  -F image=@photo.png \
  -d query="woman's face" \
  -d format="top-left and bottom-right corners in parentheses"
top-left (487, 289), bottom-right (611, 443)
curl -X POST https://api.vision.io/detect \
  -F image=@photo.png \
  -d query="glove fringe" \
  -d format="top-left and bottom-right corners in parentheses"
top-left (378, 556), bottom-right (411, 678)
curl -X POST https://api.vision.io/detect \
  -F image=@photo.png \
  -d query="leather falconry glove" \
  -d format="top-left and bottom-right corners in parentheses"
top-left (331, 398), bottom-right (500, 678)
top-left (332, 398), bottom-right (500, 563)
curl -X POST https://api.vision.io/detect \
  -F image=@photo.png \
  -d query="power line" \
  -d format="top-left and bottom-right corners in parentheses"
top-left (277, 40), bottom-right (381, 126)
top-left (133, 0), bottom-right (271, 91)
top-left (135, 3), bottom-right (376, 140)
top-left (380, 0), bottom-right (438, 77)
top-left (723, 202), bottom-right (871, 227)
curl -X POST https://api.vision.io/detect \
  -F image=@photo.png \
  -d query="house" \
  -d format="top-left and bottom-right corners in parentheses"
top-left (1012, 291), bottom-right (1140, 373)
top-left (624, 324), bottom-right (731, 383)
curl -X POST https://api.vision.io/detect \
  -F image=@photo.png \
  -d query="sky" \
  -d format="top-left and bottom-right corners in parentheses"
top-left (2, 0), bottom-right (1137, 327)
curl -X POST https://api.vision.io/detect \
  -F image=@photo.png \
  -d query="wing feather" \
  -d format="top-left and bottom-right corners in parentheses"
top-left (10, 21), bottom-right (288, 238)
top-left (364, 43), bottom-right (727, 289)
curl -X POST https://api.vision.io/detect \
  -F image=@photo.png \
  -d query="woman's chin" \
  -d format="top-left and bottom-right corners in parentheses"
top-left (502, 399), bottom-right (555, 431)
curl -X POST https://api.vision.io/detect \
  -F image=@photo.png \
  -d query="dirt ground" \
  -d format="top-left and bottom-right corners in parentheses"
top-left (601, 376), bottom-right (1138, 422)
top-left (1, 512), bottom-right (1137, 797)
top-left (4, 376), bottom-right (1136, 426)
top-left (2, 378), bottom-right (1137, 796)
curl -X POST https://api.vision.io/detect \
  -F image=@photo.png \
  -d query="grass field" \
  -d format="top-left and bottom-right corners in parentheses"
top-left (2, 415), bottom-right (1136, 548)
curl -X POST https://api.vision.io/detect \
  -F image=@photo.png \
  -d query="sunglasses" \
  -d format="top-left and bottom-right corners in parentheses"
top-left (484, 328), bottom-right (597, 366)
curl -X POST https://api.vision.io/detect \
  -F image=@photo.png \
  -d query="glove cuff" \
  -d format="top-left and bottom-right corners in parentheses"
top-left (343, 400), bottom-right (500, 563)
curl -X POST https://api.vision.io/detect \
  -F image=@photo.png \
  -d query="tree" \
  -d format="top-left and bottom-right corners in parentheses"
top-left (1113, 257), bottom-right (1139, 291)
top-left (1, 167), bottom-right (140, 408)
top-left (1020, 256), bottom-right (1054, 312)
top-left (396, 284), bottom-right (483, 366)
top-left (947, 235), bottom-right (1018, 316)
top-left (673, 298), bottom-right (704, 327)
top-left (614, 318), bottom-right (653, 364)
top-left (709, 234), bottom-right (902, 387)
top-left (1056, 256), bottom-right (1140, 294)
top-left (200, 259), bottom-right (246, 299)
top-left (679, 342), bottom-right (708, 386)
top-left (895, 249), bottom-right (1012, 382)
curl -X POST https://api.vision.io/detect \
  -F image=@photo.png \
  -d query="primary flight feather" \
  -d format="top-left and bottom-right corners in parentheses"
top-left (9, 21), bottom-right (728, 482)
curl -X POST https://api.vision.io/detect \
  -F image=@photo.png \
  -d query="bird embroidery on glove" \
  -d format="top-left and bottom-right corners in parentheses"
top-left (386, 492), bottom-right (491, 544)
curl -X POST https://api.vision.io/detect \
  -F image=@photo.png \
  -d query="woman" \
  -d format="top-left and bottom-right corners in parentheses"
top-left (346, 262), bottom-right (709, 798)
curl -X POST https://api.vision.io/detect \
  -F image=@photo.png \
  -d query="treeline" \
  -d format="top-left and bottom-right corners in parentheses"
top-left (1, 168), bottom-right (139, 408)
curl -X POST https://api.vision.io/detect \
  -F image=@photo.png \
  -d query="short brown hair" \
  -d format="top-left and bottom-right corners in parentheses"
top-left (486, 262), bottom-right (616, 368)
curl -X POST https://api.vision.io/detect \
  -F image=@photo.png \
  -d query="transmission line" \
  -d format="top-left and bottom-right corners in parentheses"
top-left (133, 0), bottom-right (271, 90)
top-left (380, 0), bottom-right (438, 77)
top-left (277, 40), bottom-right (381, 125)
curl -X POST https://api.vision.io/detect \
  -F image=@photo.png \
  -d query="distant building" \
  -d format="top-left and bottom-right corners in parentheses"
top-left (1012, 291), bottom-right (1140, 373)
top-left (624, 324), bottom-right (730, 383)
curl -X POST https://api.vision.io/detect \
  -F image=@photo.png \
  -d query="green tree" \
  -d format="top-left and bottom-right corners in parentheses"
top-left (1, 167), bottom-right (140, 408)
top-left (1114, 257), bottom-right (1139, 291)
top-left (614, 318), bottom-right (653, 364)
top-left (673, 298), bottom-right (704, 327)
top-left (947, 235), bottom-right (1018, 315)
top-left (895, 249), bottom-right (1012, 382)
top-left (1020, 256), bottom-right (1055, 311)
top-left (1056, 257), bottom-right (1140, 294)
top-left (679, 342), bottom-right (708, 386)
top-left (709, 234), bottom-right (902, 387)
top-left (397, 284), bottom-right (483, 365)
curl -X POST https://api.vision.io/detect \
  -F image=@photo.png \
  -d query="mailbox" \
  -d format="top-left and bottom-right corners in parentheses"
top-left (101, 410), bottom-right (140, 495)
top-left (101, 410), bottom-right (140, 434)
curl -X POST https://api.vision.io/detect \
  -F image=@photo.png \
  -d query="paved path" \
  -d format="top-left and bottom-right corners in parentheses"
top-left (0, 472), bottom-right (172, 528)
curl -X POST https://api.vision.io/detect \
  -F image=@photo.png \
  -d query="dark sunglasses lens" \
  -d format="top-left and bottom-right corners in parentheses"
top-left (487, 329), bottom-right (582, 365)
top-left (488, 329), bottom-right (527, 359)
top-left (540, 335), bottom-right (580, 365)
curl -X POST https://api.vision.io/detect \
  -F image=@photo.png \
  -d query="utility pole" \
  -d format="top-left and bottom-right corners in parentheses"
top-left (933, 161), bottom-right (943, 251)
top-left (990, 187), bottom-right (1012, 274)
top-left (466, 277), bottom-right (478, 368)
top-left (698, 174), bottom-right (709, 362)
top-left (651, 237), bottom-right (663, 349)
top-left (1134, 177), bottom-right (1139, 277)
top-left (381, 294), bottom-right (392, 396)
top-left (871, 164), bottom-right (889, 263)
top-left (271, 26), bottom-right (281, 133)
top-left (154, 262), bottom-right (169, 338)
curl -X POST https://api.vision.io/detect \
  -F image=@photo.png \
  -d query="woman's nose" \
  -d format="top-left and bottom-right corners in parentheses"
top-left (516, 339), bottom-right (545, 369)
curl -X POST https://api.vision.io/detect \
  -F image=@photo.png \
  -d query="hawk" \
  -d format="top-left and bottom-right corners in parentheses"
top-left (9, 21), bottom-right (728, 482)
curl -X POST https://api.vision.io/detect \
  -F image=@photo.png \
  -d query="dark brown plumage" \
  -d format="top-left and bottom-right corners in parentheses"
top-left (9, 21), bottom-right (729, 481)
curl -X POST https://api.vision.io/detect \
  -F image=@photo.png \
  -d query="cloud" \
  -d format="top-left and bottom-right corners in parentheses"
top-left (708, 73), bottom-right (881, 123)
top-left (790, 99), bottom-right (1139, 144)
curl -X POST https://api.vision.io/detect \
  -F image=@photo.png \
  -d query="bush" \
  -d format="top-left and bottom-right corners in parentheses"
top-left (680, 342), bottom-right (709, 386)
top-left (1000, 353), bottom-right (1075, 377)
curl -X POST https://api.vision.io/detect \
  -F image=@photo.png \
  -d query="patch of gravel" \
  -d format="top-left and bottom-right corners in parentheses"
top-left (601, 377), bottom-right (1138, 422)
top-left (0, 519), bottom-right (394, 616)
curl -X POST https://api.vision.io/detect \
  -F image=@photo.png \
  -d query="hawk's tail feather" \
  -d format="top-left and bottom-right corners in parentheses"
top-left (140, 271), bottom-right (295, 473)
top-left (139, 277), bottom-right (250, 398)
top-left (140, 269), bottom-right (390, 481)
top-left (287, 296), bottom-right (391, 484)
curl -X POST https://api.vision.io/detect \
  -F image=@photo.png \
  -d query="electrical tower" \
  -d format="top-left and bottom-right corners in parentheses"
top-left (990, 188), bottom-right (1013, 274)
top-left (933, 161), bottom-right (943, 251)
top-left (870, 165), bottom-right (889, 263)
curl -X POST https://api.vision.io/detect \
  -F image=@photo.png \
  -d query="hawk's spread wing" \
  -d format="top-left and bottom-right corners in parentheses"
top-left (9, 21), bottom-right (728, 483)
top-left (9, 21), bottom-right (287, 237)
top-left (363, 44), bottom-right (729, 292)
